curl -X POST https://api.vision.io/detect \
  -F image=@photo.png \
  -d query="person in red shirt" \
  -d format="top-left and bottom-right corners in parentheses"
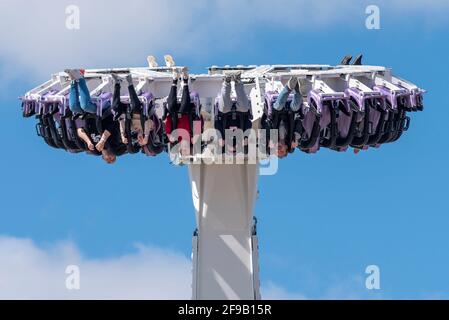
top-left (164, 67), bottom-right (195, 157)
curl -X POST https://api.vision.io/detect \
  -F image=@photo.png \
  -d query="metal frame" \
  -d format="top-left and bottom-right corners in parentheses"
top-left (23, 64), bottom-right (424, 122)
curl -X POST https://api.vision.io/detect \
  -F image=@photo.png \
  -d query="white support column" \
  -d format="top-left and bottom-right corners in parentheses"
top-left (189, 163), bottom-right (260, 300)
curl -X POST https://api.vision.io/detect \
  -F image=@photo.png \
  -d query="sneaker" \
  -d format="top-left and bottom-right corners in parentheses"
top-left (294, 81), bottom-right (301, 94)
top-left (340, 55), bottom-right (352, 65)
top-left (65, 69), bottom-right (83, 81)
top-left (111, 73), bottom-right (121, 84)
top-left (125, 74), bottom-right (133, 86)
top-left (172, 68), bottom-right (180, 81)
top-left (352, 54), bottom-right (363, 66)
top-left (147, 55), bottom-right (158, 68)
top-left (223, 74), bottom-right (232, 83)
top-left (164, 55), bottom-right (176, 68)
top-left (287, 76), bottom-right (298, 91)
top-left (223, 71), bottom-right (238, 83)
top-left (181, 66), bottom-right (189, 80)
top-left (233, 71), bottom-right (242, 83)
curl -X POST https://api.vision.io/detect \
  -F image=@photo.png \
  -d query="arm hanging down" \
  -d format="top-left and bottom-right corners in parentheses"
top-left (137, 118), bottom-right (155, 146)
top-left (95, 130), bottom-right (111, 152)
top-left (118, 117), bottom-right (128, 144)
top-left (76, 128), bottom-right (95, 151)
top-left (96, 116), bottom-right (116, 152)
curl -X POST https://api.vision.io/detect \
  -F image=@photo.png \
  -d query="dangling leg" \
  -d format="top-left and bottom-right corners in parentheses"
top-left (179, 67), bottom-right (191, 114)
top-left (166, 69), bottom-right (179, 142)
top-left (291, 79), bottom-right (302, 112)
top-left (290, 91), bottom-right (302, 112)
top-left (234, 72), bottom-right (250, 113)
top-left (274, 77), bottom-right (299, 111)
top-left (111, 74), bottom-right (125, 120)
top-left (217, 75), bottom-right (233, 113)
top-left (273, 86), bottom-right (290, 111)
top-left (217, 75), bottom-right (233, 148)
top-left (66, 68), bottom-right (84, 117)
top-left (69, 81), bottom-right (83, 115)
top-left (77, 77), bottom-right (97, 114)
top-left (126, 74), bottom-right (142, 113)
top-left (167, 69), bottom-right (179, 115)
top-left (164, 70), bottom-right (178, 121)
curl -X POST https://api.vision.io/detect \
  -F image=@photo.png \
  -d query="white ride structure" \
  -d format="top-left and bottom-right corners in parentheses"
top-left (21, 61), bottom-right (425, 300)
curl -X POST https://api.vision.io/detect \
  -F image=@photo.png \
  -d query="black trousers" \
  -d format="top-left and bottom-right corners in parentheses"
top-left (167, 79), bottom-right (192, 115)
top-left (112, 83), bottom-right (142, 115)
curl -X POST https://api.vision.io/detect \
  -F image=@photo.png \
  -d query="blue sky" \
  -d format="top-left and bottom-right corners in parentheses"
top-left (0, 0), bottom-right (449, 299)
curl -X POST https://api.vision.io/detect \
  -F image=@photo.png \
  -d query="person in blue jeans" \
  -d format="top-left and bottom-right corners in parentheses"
top-left (65, 69), bottom-right (99, 116)
top-left (273, 76), bottom-right (302, 112)
top-left (65, 69), bottom-right (119, 164)
top-left (269, 76), bottom-right (303, 158)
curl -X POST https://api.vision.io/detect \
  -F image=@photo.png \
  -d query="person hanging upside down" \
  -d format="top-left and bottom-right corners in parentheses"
top-left (75, 114), bottom-right (123, 164)
top-left (268, 76), bottom-right (303, 158)
top-left (215, 71), bottom-right (252, 152)
top-left (164, 67), bottom-right (194, 157)
top-left (66, 69), bottom-right (108, 118)
top-left (65, 69), bottom-right (123, 164)
top-left (110, 73), bottom-right (154, 146)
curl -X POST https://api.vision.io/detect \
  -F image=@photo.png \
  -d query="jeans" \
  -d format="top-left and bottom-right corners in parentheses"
top-left (273, 85), bottom-right (302, 112)
top-left (69, 78), bottom-right (98, 114)
top-left (217, 81), bottom-right (250, 113)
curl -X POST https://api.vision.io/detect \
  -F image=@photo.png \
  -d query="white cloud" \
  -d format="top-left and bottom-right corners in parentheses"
top-left (0, 236), bottom-right (192, 299)
top-left (0, 0), bottom-right (448, 82)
